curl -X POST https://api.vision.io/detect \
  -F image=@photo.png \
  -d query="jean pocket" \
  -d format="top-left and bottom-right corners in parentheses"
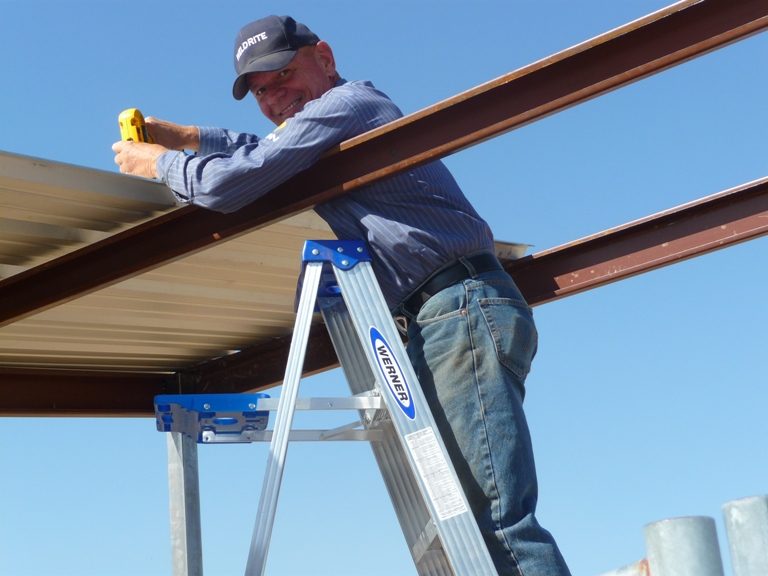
top-left (415, 283), bottom-right (467, 326)
top-left (478, 298), bottom-right (538, 378)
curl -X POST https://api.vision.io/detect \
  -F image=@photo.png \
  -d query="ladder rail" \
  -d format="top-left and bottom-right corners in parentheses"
top-left (244, 261), bottom-right (324, 576)
top-left (333, 259), bottom-right (498, 576)
top-left (320, 297), bottom-right (451, 573)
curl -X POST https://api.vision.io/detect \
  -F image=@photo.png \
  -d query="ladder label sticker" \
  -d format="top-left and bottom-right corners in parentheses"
top-left (369, 326), bottom-right (416, 420)
top-left (405, 427), bottom-right (468, 521)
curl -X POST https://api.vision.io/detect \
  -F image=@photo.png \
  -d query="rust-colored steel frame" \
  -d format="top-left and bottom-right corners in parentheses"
top-left (2, 0), bottom-right (767, 327)
top-left (0, 368), bottom-right (171, 417)
top-left (2, 0), bottom-right (768, 416)
top-left (5, 176), bottom-right (768, 416)
top-left (509, 176), bottom-right (768, 305)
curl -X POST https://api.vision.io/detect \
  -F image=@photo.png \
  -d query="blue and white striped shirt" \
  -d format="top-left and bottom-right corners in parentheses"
top-left (156, 79), bottom-right (495, 309)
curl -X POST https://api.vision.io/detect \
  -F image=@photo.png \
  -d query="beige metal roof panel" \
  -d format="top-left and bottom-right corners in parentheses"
top-left (0, 151), bottom-right (180, 276)
top-left (0, 152), bottom-right (336, 371)
top-left (0, 217), bottom-right (337, 370)
top-left (0, 152), bottom-right (526, 373)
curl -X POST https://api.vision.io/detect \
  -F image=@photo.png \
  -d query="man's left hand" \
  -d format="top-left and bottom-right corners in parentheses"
top-left (112, 140), bottom-right (169, 179)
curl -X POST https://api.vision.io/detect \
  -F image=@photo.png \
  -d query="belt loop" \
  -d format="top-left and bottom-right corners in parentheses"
top-left (393, 315), bottom-right (409, 336)
top-left (458, 255), bottom-right (478, 279)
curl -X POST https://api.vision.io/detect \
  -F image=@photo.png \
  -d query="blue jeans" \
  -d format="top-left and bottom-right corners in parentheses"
top-left (403, 266), bottom-right (570, 576)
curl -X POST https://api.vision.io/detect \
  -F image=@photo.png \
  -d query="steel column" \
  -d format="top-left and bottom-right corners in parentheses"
top-left (167, 432), bottom-right (204, 576)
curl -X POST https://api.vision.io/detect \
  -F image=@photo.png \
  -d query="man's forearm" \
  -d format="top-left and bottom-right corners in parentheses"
top-left (145, 118), bottom-right (201, 152)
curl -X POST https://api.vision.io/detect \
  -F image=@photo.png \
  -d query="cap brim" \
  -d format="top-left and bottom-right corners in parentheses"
top-left (232, 49), bottom-right (298, 100)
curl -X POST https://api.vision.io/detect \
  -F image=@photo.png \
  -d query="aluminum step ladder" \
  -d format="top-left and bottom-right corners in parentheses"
top-left (155, 239), bottom-right (498, 576)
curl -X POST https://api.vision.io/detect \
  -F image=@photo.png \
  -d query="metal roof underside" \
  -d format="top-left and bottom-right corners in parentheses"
top-left (0, 151), bottom-right (526, 373)
top-left (0, 153), bottom-right (334, 371)
top-left (0, 151), bottom-right (337, 371)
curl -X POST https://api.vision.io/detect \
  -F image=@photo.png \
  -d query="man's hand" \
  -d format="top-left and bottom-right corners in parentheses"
top-left (145, 117), bottom-right (200, 152)
top-left (112, 140), bottom-right (168, 179)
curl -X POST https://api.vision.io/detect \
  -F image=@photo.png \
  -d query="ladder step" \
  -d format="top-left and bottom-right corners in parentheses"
top-left (411, 519), bottom-right (441, 565)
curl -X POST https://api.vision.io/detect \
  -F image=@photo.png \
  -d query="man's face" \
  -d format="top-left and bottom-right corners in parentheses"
top-left (246, 42), bottom-right (337, 125)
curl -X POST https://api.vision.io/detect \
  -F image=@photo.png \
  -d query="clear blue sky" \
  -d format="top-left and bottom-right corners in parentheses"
top-left (1, 1), bottom-right (766, 575)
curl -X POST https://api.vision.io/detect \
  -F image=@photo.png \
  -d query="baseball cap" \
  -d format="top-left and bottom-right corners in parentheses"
top-left (232, 15), bottom-right (320, 100)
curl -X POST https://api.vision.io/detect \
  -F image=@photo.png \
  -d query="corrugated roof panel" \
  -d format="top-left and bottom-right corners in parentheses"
top-left (0, 152), bottom-right (336, 371)
top-left (0, 151), bottom-right (179, 275)
top-left (0, 152), bottom-right (527, 372)
top-left (0, 213), bottom-right (336, 370)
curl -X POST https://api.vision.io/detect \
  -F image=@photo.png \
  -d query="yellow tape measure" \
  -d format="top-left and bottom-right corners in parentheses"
top-left (118, 108), bottom-right (154, 143)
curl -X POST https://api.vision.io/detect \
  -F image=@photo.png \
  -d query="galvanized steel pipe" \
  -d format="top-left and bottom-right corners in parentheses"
top-left (644, 516), bottom-right (725, 576)
top-left (167, 432), bottom-right (204, 576)
top-left (722, 495), bottom-right (768, 576)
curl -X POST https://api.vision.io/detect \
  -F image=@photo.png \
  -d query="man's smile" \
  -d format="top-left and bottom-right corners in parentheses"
top-left (280, 98), bottom-right (302, 117)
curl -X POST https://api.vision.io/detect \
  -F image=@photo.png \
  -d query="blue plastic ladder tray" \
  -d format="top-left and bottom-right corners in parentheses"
top-left (155, 393), bottom-right (270, 444)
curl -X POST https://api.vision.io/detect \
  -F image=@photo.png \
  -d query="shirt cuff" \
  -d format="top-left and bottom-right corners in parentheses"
top-left (197, 126), bottom-right (228, 156)
top-left (155, 150), bottom-right (184, 184)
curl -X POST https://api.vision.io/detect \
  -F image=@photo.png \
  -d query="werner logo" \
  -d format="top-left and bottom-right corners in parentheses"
top-left (369, 327), bottom-right (415, 420)
top-left (236, 32), bottom-right (268, 61)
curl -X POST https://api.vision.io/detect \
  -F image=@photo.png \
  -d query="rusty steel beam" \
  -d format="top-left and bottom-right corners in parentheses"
top-left (0, 368), bottom-right (171, 417)
top-left (0, 328), bottom-right (337, 417)
top-left (179, 175), bottom-right (768, 395)
top-left (2, 0), bottom-right (767, 328)
top-left (507, 176), bottom-right (768, 305)
top-left (7, 174), bottom-right (766, 417)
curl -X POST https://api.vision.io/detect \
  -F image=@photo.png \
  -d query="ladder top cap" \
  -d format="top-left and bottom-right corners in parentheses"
top-left (302, 240), bottom-right (371, 270)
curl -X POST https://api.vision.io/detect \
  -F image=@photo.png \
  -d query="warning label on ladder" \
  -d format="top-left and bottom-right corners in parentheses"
top-left (405, 427), bottom-right (468, 521)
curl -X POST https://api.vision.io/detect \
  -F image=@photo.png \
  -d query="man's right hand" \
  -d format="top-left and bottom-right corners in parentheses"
top-left (145, 117), bottom-right (200, 152)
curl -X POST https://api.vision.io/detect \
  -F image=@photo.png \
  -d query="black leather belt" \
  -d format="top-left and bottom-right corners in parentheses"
top-left (400, 253), bottom-right (502, 316)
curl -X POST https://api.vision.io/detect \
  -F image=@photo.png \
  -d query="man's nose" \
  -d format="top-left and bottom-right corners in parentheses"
top-left (264, 85), bottom-right (286, 105)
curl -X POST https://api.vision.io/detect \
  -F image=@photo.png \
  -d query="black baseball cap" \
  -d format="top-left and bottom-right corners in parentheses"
top-left (232, 15), bottom-right (320, 100)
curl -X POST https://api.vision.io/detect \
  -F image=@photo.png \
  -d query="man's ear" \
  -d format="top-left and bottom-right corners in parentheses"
top-left (315, 41), bottom-right (337, 78)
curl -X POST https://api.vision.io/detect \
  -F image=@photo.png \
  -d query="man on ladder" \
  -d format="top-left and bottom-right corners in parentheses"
top-left (113, 14), bottom-right (570, 576)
